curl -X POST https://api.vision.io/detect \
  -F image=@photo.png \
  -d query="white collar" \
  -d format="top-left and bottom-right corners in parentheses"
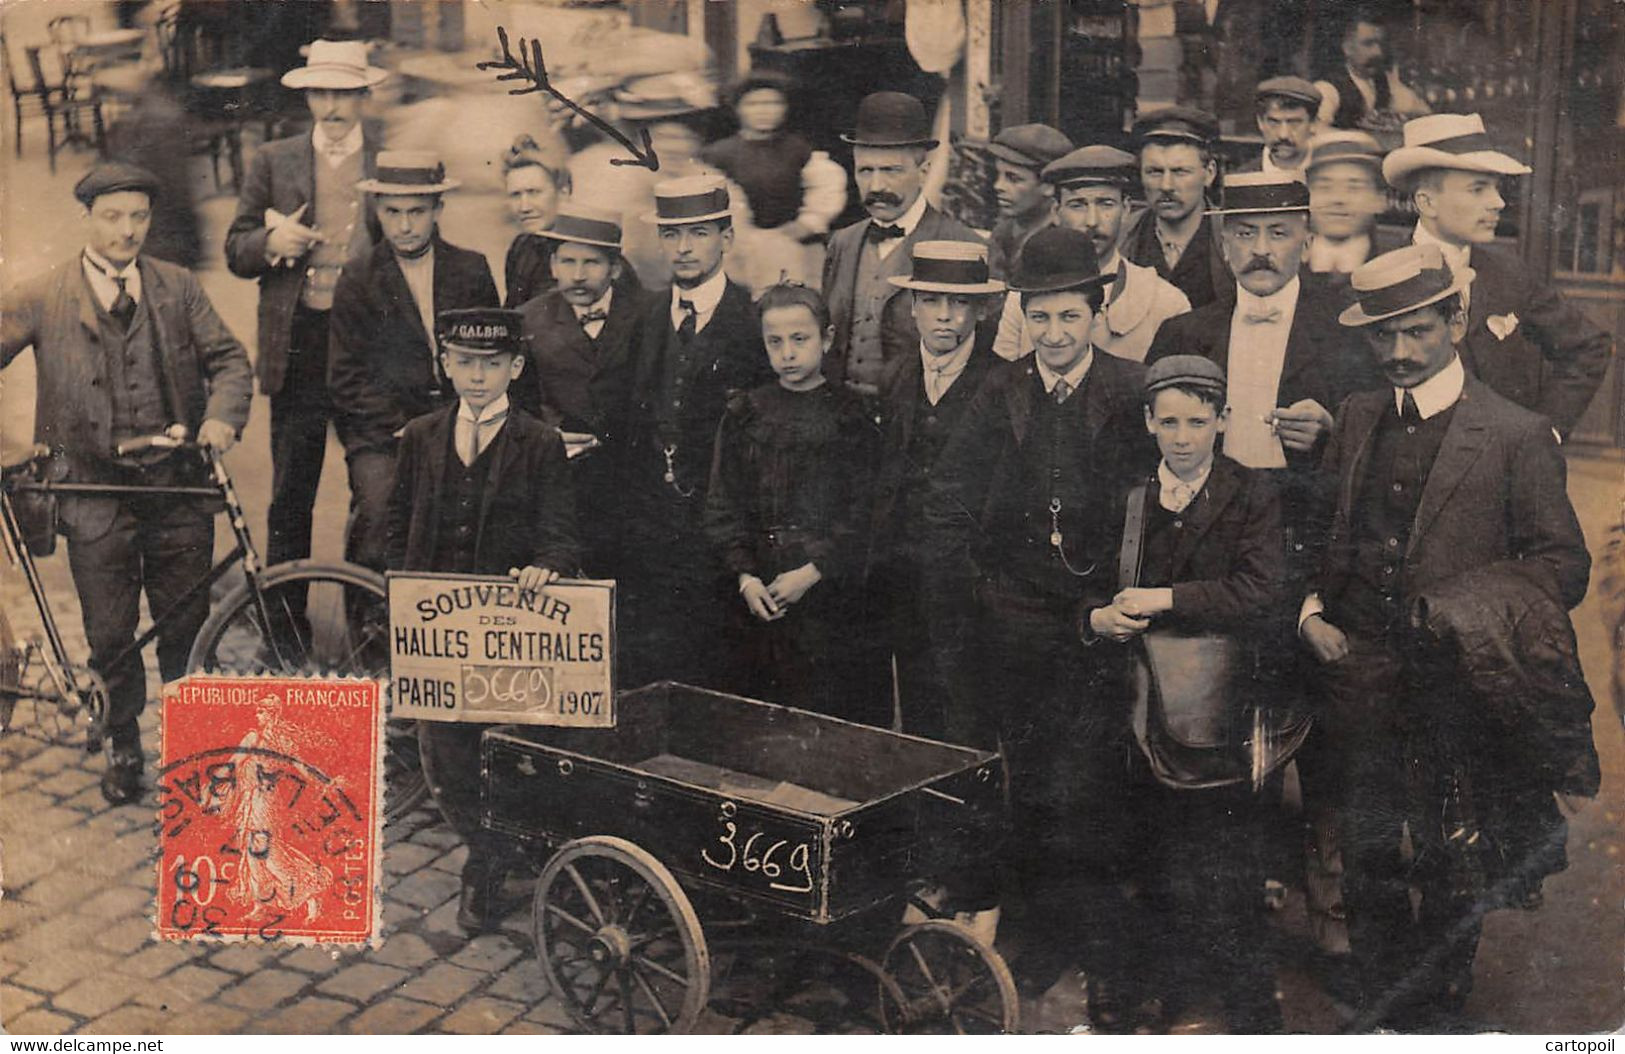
top-left (920, 335), bottom-right (975, 377)
top-left (1234, 275), bottom-right (1301, 317)
top-left (1412, 222), bottom-right (1472, 269)
top-left (1261, 150), bottom-right (1305, 176)
top-left (457, 393), bottom-right (510, 425)
top-left (1035, 348), bottom-right (1094, 394)
top-left (313, 123), bottom-right (363, 160)
top-left (1396, 354), bottom-right (1465, 419)
top-left (1308, 232), bottom-right (1371, 273)
top-left (672, 267), bottom-right (728, 316)
top-left (574, 288), bottom-right (614, 318)
top-left (1158, 457), bottom-right (1213, 512)
top-left (878, 192), bottom-right (929, 237)
top-left (83, 246), bottom-right (137, 280)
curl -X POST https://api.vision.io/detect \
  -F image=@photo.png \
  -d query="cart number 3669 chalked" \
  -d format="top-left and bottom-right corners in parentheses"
top-left (701, 819), bottom-right (816, 900)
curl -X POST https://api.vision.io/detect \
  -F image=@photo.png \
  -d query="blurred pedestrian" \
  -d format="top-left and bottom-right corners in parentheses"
top-left (101, 65), bottom-right (203, 268)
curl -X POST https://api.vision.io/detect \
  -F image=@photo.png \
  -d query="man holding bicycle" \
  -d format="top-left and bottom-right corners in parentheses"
top-left (1, 162), bottom-right (252, 804)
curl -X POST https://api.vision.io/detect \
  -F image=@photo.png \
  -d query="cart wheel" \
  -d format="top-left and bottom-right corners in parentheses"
top-left (533, 835), bottom-right (710, 1034)
top-left (878, 920), bottom-right (1020, 1035)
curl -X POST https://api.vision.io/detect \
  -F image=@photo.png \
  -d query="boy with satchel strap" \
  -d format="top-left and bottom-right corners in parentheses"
top-left (1086, 354), bottom-right (1300, 1032)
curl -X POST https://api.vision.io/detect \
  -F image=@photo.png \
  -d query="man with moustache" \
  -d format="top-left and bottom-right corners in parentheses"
top-left (623, 177), bottom-right (774, 689)
top-left (225, 40), bottom-right (386, 576)
top-left (983, 123), bottom-right (1073, 281)
top-left (993, 145), bottom-right (1191, 363)
top-left (514, 203), bottom-right (647, 578)
top-left (1305, 130), bottom-right (1396, 280)
top-left (1384, 113), bottom-right (1612, 439)
top-left (1299, 244), bottom-right (1592, 1029)
top-left (1120, 107), bottom-right (1232, 309)
top-left (823, 92), bottom-right (982, 397)
top-left (327, 152), bottom-right (499, 571)
top-left (926, 226), bottom-right (1155, 1002)
top-left (2, 163), bottom-right (252, 803)
top-left (1238, 77), bottom-right (1322, 175)
top-left (1315, 8), bottom-right (1431, 133)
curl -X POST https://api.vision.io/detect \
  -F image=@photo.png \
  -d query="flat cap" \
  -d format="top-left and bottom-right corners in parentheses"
top-left (437, 308), bottom-right (525, 356)
top-left (986, 123), bottom-right (1074, 171)
top-left (74, 161), bottom-right (161, 206)
top-left (1043, 144), bottom-right (1138, 187)
top-left (1306, 130), bottom-right (1385, 173)
top-left (1145, 354), bottom-right (1227, 394)
top-left (1132, 105), bottom-right (1220, 147)
top-left (1255, 75), bottom-right (1323, 110)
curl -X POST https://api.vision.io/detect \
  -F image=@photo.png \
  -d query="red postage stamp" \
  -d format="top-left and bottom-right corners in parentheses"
top-left (155, 675), bottom-right (382, 944)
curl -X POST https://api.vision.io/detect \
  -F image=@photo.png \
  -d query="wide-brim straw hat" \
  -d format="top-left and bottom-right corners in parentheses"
top-left (1338, 243), bottom-right (1476, 327)
top-left (888, 240), bottom-right (1006, 294)
top-left (356, 151), bottom-right (461, 195)
top-left (1382, 113), bottom-right (1532, 186)
top-left (283, 39), bottom-right (389, 91)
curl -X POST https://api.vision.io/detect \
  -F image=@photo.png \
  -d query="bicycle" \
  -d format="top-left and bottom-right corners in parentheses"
top-left (0, 428), bottom-right (430, 823)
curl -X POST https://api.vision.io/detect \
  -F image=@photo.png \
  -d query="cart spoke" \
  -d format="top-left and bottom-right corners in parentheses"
top-left (564, 864), bottom-right (608, 925)
top-left (544, 901), bottom-right (598, 936)
top-left (630, 966), bottom-right (676, 1030)
top-left (619, 971), bottom-right (636, 1034)
top-left (582, 965), bottom-right (615, 1017)
top-left (621, 880), bottom-right (653, 935)
top-left (908, 941), bottom-right (944, 996)
top-left (633, 953), bottom-right (688, 987)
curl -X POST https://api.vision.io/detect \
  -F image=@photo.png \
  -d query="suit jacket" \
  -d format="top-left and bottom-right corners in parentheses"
top-left (514, 284), bottom-right (647, 440)
top-left (1121, 208), bottom-right (1233, 310)
top-left (327, 235), bottom-right (500, 454)
top-left (385, 403), bottom-right (581, 576)
top-left (1317, 377), bottom-right (1591, 619)
top-left (821, 204), bottom-right (985, 387)
top-left (224, 131), bottom-right (382, 396)
top-left (0, 255), bottom-right (253, 537)
top-left (1454, 242), bottom-right (1613, 438)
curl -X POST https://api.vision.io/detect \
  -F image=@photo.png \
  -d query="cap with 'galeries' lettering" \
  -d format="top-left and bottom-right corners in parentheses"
top-left (437, 308), bottom-right (525, 356)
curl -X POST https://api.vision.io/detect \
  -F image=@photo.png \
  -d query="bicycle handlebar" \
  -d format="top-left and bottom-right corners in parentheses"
top-left (114, 426), bottom-right (194, 458)
top-left (1, 444), bottom-right (51, 473)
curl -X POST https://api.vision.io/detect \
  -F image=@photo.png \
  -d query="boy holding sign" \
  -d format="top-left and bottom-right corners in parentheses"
top-left (385, 307), bottom-right (581, 934)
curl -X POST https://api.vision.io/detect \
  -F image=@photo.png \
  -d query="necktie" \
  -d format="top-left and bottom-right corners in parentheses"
top-left (1164, 479), bottom-right (1196, 513)
top-left (868, 223), bottom-right (906, 243)
top-left (109, 275), bottom-right (137, 331)
top-left (1400, 391), bottom-right (1420, 422)
top-left (577, 309), bottom-right (609, 325)
top-left (461, 411), bottom-right (506, 467)
top-left (1053, 379), bottom-right (1072, 405)
top-left (1243, 307), bottom-right (1283, 325)
top-left (677, 299), bottom-right (697, 346)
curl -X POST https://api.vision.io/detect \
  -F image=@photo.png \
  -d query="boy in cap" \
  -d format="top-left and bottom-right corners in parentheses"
top-left (993, 144), bottom-right (1191, 363)
top-left (386, 307), bottom-right (580, 935)
top-left (2, 162), bottom-right (252, 803)
top-left (1120, 107), bottom-right (1233, 309)
top-left (622, 176), bottom-right (774, 689)
top-left (514, 203), bottom-right (648, 578)
top-left (225, 40), bottom-right (387, 576)
top-left (1088, 354), bottom-right (1292, 1032)
top-left (1299, 244), bottom-right (1591, 1029)
top-left (823, 91), bottom-right (982, 395)
top-left (1385, 113), bottom-right (1612, 438)
top-left (328, 151), bottom-right (499, 571)
top-left (1240, 76), bottom-right (1323, 175)
top-left (983, 123), bottom-right (1073, 281)
top-left (871, 240), bottom-right (1005, 739)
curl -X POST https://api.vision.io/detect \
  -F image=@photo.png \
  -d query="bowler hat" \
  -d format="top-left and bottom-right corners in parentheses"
top-left (1382, 113), bottom-right (1531, 186)
top-left (1007, 226), bottom-right (1111, 295)
top-left (1145, 354), bottom-right (1227, 395)
top-left (1255, 75), bottom-right (1322, 111)
top-left (1132, 106), bottom-right (1219, 148)
top-left (282, 39), bottom-right (388, 91)
top-left (841, 92), bottom-right (939, 149)
top-left (888, 240), bottom-right (1006, 294)
top-left (1208, 171), bottom-right (1310, 216)
top-left (356, 151), bottom-right (461, 195)
top-left (644, 175), bottom-right (732, 225)
top-left (74, 161), bottom-right (161, 207)
top-left (1305, 130), bottom-right (1385, 175)
top-left (538, 203), bottom-right (623, 251)
top-left (437, 308), bottom-right (525, 356)
top-left (1339, 243), bottom-right (1475, 327)
top-left (985, 123), bottom-right (1074, 171)
top-left (1043, 144), bottom-right (1138, 188)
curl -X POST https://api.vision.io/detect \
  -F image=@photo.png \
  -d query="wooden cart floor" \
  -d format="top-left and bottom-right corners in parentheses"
top-left (636, 753), bottom-right (860, 815)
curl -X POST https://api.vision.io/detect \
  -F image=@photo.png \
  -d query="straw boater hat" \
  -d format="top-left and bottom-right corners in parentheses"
top-left (1042, 144), bottom-right (1138, 189)
top-left (1254, 75), bottom-right (1323, 111)
top-left (1007, 226), bottom-right (1111, 295)
top-left (644, 175), bottom-right (731, 225)
top-left (888, 241), bottom-right (1006, 295)
top-left (1305, 130), bottom-right (1385, 175)
top-left (537, 203), bottom-right (623, 251)
top-left (1338, 243), bottom-right (1475, 327)
top-left (1208, 170), bottom-right (1310, 216)
top-left (356, 151), bottom-right (460, 195)
top-left (841, 91), bottom-right (939, 149)
top-left (1381, 113), bottom-right (1532, 187)
top-left (282, 39), bottom-right (389, 91)
top-left (436, 308), bottom-right (525, 356)
top-left (985, 123), bottom-right (1074, 172)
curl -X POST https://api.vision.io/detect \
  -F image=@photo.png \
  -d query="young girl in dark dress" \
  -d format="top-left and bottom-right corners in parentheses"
top-left (704, 283), bottom-right (884, 725)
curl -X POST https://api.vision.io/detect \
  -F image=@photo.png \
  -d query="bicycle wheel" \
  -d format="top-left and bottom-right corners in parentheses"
top-left (186, 559), bottom-right (430, 824)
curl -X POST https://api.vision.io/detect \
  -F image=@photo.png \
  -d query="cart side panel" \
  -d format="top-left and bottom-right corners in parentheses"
top-left (483, 734), bottom-right (833, 921)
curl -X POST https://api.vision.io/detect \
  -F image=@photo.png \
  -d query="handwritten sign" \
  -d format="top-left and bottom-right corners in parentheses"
top-left (386, 572), bottom-right (615, 726)
top-left (699, 814), bottom-right (819, 907)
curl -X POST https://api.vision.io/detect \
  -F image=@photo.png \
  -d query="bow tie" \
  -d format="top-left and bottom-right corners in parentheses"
top-left (576, 309), bottom-right (608, 325)
top-left (867, 223), bottom-right (906, 243)
top-left (1242, 308), bottom-right (1283, 325)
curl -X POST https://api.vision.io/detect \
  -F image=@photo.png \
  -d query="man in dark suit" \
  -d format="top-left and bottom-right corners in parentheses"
top-left (1147, 170), bottom-right (1379, 576)
top-left (328, 151), bottom-right (499, 570)
top-left (622, 177), bottom-right (774, 689)
top-left (1, 164), bottom-right (252, 803)
top-left (1299, 244), bottom-right (1591, 1029)
top-left (225, 40), bottom-right (386, 573)
top-left (1120, 107), bottom-right (1233, 309)
top-left (822, 92), bottom-right (983, 396)
top-left (514, 202), bottom-right (646, 578)
top-left (926, 226), bottom-right (1156, 1000)
top-left (871, 240), bottom-right (1004, 741)
top-left (1383, 113), bottom-right (1613, 439)
top-left (1313, 7), bottom-right (1431, 133)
